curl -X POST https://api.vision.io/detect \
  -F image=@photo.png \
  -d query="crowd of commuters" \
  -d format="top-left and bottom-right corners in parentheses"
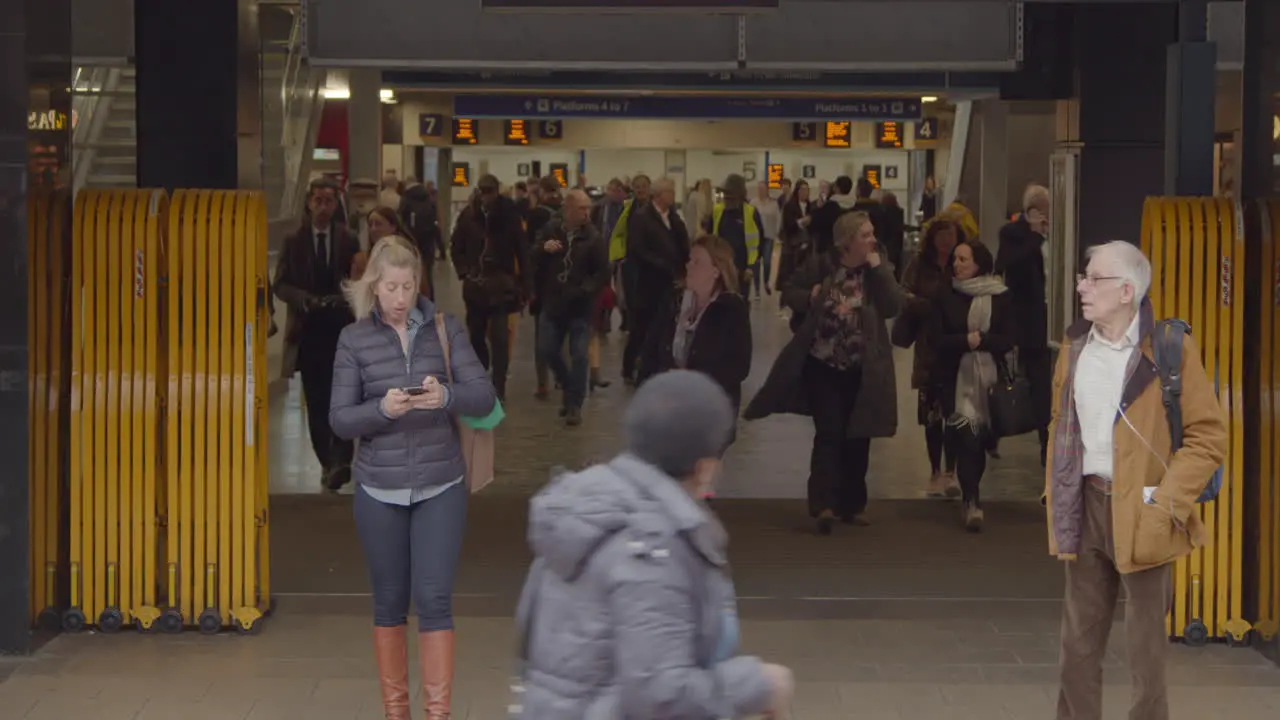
top-left (274, 169), bottom-right (1227, 720)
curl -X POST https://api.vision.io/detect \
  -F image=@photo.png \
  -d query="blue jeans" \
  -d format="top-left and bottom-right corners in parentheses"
top-left (538, 313), bottom-right (591, 409)
top-left (354, 482), bottom-right (468, 630)
top-left (753, 237), bottom-right (774, 295)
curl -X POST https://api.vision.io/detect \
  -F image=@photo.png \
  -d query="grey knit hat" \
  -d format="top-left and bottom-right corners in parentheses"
top-left (624, 370), bottom-right (734, 478)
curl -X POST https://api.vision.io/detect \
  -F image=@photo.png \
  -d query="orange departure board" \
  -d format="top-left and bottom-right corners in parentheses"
top-left (504, 119), bottom-right (530, 146)
top-left (452, 118), bottom-right (478, 145)
top-left (824, 121), bottom-right (851, 148)
top-left (767, 163), bottom-right (784, 190)
top-left (550, 163), bottom-right (569, 188)
top-left (875, 121), bottom-right (904, 149)
top-left (861, 164), bottom-right (881, 189)
top-left (451, 162), bottom-right (471, 187)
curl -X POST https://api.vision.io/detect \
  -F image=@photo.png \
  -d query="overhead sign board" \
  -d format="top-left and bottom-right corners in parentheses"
top-left (453, 95), bottom-right (922, 122)
top-left (483, 1), bottom-right (778, 10)
top-left (875, 121), bottom-right (904, 149)
top-left (824, 121), bottom-right (852, 149)
top-left (504, 119), bottom-right (531, 146)
top-left (386, 70), bottom-right (1002, 94)
top-left (452, 118), bottom-right (478, 145)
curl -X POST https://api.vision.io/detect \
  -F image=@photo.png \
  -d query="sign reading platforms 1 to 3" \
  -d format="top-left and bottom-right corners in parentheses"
top-left (483, 1), bottom-right (778, 9)
top-left (453, 95), bottom-right (922, 122)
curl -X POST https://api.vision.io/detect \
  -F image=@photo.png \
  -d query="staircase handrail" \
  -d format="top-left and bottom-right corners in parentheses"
top-left (275, 7), bottom-right (323, 222)
top-left (71, 66), bottom-right (122, 191)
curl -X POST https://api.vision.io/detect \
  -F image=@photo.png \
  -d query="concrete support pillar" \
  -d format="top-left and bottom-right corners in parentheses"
top-left (347, 69), bottom-right (382, 184)
top-left (978, 100), bottom-right (1009, 250)
top-left (1164, 1), bottom-right (1217, 196)
top-left (137, 0), bottom-right (261, 190)
top-left (0, 0), bottom-right (69, 655)
top-left (1063, 3), bottom-right (1177, 251)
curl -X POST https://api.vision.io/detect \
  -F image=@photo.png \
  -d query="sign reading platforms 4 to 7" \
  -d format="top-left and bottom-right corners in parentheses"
top-left (451, 95), bottom-right (923, 122)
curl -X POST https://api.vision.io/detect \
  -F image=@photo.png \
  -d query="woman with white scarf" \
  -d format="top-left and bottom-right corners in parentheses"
top-left (928, 240), bottom-right (1015, 532)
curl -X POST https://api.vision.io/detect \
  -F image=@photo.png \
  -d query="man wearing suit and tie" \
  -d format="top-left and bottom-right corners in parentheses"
top-left (274, 178), bottom-right (361, 491)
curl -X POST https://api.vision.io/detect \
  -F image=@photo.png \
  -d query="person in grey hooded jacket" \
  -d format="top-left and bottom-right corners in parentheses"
top-left (514, 370), bottom-right (795, 719)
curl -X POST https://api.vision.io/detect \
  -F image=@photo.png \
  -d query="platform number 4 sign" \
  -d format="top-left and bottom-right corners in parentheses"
top-left (914, 118), bottom-right (939, 141)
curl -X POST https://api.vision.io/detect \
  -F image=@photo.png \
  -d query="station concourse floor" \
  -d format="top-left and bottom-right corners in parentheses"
top-left (2, 268), bottom-right (1278, 719)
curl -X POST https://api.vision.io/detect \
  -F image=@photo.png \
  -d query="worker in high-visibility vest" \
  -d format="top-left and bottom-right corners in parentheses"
top-left (705, 173), bottom-right (763, 296)
top-left (607, 174), bottom-right (651, 262)
top-left (607, 174), bottom-right (652, 336)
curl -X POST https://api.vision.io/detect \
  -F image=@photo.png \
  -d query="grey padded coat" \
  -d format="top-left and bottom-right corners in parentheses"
top-left (328, 296), bottom-right (497, 491)
top-left (514, 454), bottom-right (772, 720)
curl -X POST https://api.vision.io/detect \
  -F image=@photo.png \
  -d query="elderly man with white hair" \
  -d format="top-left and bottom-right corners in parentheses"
top-left (1045, 240), bottom-right (1227, 720)
top-left (995, 183), bottom-right (1054, 464)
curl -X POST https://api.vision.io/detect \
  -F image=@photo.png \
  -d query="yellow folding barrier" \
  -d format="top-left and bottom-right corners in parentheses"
top-left (1255, 199), bottom-right (1280, 644)
top-left (64, 190), bottom-right (166, 633)
top-left (28, 189), bottom-right (70, 630)
top-left (158, 190), bottom-right (270, 635)
top-left (56, 188), bottom-right (269, 635)
top-left (1141, 197), bottom-right (1251, 646)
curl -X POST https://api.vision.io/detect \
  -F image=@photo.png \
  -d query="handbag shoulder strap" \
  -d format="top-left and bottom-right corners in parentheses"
top-left (434, 312), bottom-right (454, 384)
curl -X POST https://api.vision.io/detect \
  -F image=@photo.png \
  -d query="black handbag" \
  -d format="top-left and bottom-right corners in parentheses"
top-left (988, 355), bottom-right (1037, 438)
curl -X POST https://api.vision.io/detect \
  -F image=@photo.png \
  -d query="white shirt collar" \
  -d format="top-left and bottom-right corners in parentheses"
top-left (1088, 309), bottom-right (1141, 350)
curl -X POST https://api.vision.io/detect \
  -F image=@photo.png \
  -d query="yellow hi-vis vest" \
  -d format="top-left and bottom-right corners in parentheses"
top-left (712, 203), bottom-right (760, 267)
top-left (608, 199), bottom-right (635, 262)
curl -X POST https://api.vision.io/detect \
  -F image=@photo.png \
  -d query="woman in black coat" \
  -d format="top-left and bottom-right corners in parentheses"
top-left (928, 240), bottom-right (1015, 533)
top-left (776, 180), bottom-right (815, 295)
top-left (639, 234), bottom-right (752, 447)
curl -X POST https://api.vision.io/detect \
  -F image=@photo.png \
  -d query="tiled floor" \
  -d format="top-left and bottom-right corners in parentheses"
top-left (3, 267), bottom-right (1277, 719)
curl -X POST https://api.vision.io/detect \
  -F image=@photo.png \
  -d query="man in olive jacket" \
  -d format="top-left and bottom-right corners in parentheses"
top-left (1046, 241), bottom-right (1227, 720)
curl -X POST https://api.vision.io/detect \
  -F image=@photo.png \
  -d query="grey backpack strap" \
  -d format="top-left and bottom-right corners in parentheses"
top-left (1153, 319), bottom-right (1189, 452)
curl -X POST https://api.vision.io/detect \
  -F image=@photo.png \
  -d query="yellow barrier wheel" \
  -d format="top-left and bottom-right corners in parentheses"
top-left (36, 607), bottom-right (60, 633)
top-left (1224, 619), bottom-right (1253, 648)
top-left (232, 606), bottom-right (265, 635)
top-left (1183, 620), bottom-right (1209, 647)
top-left (158, 608), bottom-right (184, 634)
top-left (133, 606), bottom-right (161, 634)
top-left (61, 607), bottom-right (87, 633)
top-left (98, 607), bottom-right (124, 634)
top-left (197, 608), bottom-right (221, 636)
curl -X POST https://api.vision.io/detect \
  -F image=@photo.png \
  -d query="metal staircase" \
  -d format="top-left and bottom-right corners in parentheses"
top-left (69, 3), bottom-right (321, 219)
top-left (72, 66), bottom-right (137, 190)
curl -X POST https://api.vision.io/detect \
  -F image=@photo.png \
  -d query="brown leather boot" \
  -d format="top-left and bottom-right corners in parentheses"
top-left (418, 629), bottom-right (456, 719)
top-left (373, 626), bottom-right (411, 720)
